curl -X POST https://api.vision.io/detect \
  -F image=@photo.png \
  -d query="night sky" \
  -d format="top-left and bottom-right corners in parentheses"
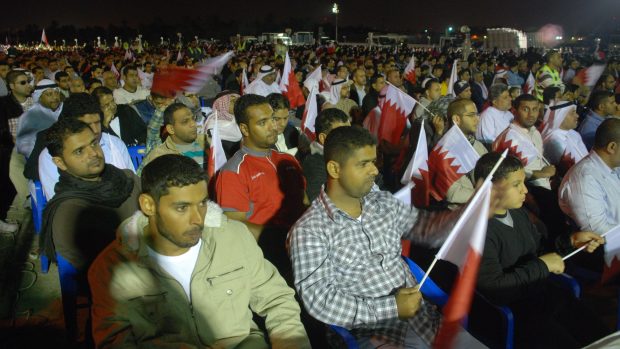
top-left (1, 0), bottom-right (619, 35)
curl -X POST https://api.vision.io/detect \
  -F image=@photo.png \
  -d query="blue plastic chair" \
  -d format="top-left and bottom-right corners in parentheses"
top-left (329, 256), bottom-right (449, 348)
top-left (30, 180), bottom-right (49, 273)
top-left (127, 145), bottom-right (146, 171)
top-left (57, 253), bottom-right (91, 344)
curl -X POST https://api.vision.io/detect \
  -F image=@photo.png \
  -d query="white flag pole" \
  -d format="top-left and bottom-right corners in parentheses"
top-left (562, 226), bottom-right (616, 261)
top-left (417, 149), bottom-right (508, 289)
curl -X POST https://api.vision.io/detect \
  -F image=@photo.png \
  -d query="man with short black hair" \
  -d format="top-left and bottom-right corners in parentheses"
top-left (92, 86), bottom-right (146, 146)
top-left (40, 117), bottom-right (140, 271)
top-left (38, 93), bottom-right (134, 199)
top-left (216, 94), bottom-right (307, 274)
top-left (302, 108), bottom-right (350, 201)
top-left (55, 71), bottom-right (70, 99)
top-left (361, 74), bottom-right (386, 116)
top-left (88, 154), bottom-right (311, 348)
top-left (289, 125), bottom-right (486, 348)
top-left (476, 83), bottom-right (514, 143)
top-left (140, 102), bottom-right (206, 172)
top-left (113, 65), bottom-right (150, 105)
top-left (578, 90), bottom-right (617, 150)
top-left (350, 68), bottom-right (367, 106)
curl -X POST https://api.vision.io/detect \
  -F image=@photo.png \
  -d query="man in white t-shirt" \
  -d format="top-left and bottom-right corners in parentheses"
top-left (88, 154), bottom-right (311, 348)
top-left (113, 64), bottom-right (150, 105)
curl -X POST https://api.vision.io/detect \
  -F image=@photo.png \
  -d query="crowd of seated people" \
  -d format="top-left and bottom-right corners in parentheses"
top-left (1, 41), bottom-right (620, 348)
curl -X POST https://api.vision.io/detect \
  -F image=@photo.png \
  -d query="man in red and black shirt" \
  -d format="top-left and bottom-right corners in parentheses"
top-left (216, 94), bottom-right (307, 271)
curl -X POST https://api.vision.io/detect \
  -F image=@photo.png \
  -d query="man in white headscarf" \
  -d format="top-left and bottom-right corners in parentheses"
top-left (541, 101), bottom-right (588, 177)
top-left (244, 65), bottom-right (281, 96)
top-left (322, 78), bottom-right (357, 116)
top-left (16, 79), bottom-right (63, 157)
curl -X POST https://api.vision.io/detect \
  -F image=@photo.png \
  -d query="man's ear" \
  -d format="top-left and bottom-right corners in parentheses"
top-left (318, 132), bottom-right (327, 145)
top-left (607, 141), bottom-right (618, 155)
top-left (239, 123), bottom-right (250, 137)
top-left (139, 193), bottom-right (157, 217)
top-left (165, 124), bottom-right (174, 136)
top-left (326, 160), bottom-right (341, 179)
top-left (52, 156), bottom-right (67, 171)
top-left (452, 115), bottom-right (461, 127)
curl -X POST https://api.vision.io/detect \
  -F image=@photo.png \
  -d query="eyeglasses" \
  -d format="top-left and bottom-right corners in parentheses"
top-left (15, 80), bottom-right (29, 85)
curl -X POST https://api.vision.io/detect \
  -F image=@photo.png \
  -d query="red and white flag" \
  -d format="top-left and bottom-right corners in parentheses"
top-left (279, 52), bottom-right (305, 109)
top-left (207, 111), bottom-right (227, 178)
top-left (377, 84), bottom-right (416, 145)
top-left (602, 225), bottom-right (620, 283)
top-left (124, 48), bottom-right (135, 62)
top-left (492, 125), bottom-right (539, 166)
top-left (433, 178), bottom-right (492, 349)
top-left (575, 64), bottom-right (606, 87)
top-left (41, 29), bottom-right (49, 46)
top-left (303, 65), bottom-right (322, 91)
top-left (404, 54), bottom-right (416, 85)
top-left (240, 67), bottom-right (249, 95)
top-left (446, 59), bottom-right (459, 96)
top-left (110, 63), bottom-right (120, 79)
top-left (524, 71), bottom-right (535, 94)
top-left (558, 135), bottom-right (588, 174)
top-left (301, 85), bottom-right (319, 141)
top-left (151, 51), bottom-right (234, 97)
top-left (401, 119), bottom-right (431, 207)
top-left (428, 125), bottom-right (481, 201)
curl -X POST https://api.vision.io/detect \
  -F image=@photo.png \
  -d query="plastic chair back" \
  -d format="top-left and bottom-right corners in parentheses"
top-left (30, 180), bottom-right (49, 273)
top-left (127, 145), bottom-right (146, 171)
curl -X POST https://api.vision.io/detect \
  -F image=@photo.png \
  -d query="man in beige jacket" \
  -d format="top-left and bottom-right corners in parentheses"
top-left (89, 154), bottom-right (310, 348)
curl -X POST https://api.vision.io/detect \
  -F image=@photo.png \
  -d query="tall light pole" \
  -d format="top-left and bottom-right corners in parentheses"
top-left (332, 3), bottom-right (339, 42)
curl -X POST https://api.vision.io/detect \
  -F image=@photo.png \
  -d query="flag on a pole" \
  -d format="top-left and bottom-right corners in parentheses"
top-left (557, 135), bottom-right (588, 174)
top-left (524, 72), bottom-right (536, 94)
top-left (427, 125), bottom-right (481, 201)
top-left (41, 29), bottom-right (49, 47)
top-left (303, 65), bottom-right (322, 92)
top-left (401, 119), bottom-right (431, 207)
top-left (377, 84), bottom-right (416, 145)
top-left (575, 64), bottom-right (606, 87)
top-left (301, 85), bottom-right (319, 141)
top-left (446, 59), bottom-right (459, 96)
top-left (151, 51), bottom-right (234, 97)
top-left (110, 63), bottom-right (120, 79)
top-left (176, 49), bottom-right (184, 63)
top-left (124, 48), bottom-right (134, 62)
top-left (433, 178), bottom-right (492, 349)
top-left (602, 225), bottom-right (620, 283)
top-left (279, 52), bottom-right (305, 109)
top-left (207, 111), bottom-right (227, 178)
top-left (404, 54), bottom-right (416, 85)
top-left (240, 67), bottom-right (249, 95)
top-left (493, 125), bottom-right (539, 166)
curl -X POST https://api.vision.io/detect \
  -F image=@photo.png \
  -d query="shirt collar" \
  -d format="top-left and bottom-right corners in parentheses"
top-left (241, 145), bottom-right (272, 157)
top-left (590, 150), bottom-right (617, 174)
top-left (318, 187), bottom-right (371, 223)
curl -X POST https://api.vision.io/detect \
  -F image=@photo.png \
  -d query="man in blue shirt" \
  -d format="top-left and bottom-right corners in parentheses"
top-left (579, 90), bottom-right (617, 150)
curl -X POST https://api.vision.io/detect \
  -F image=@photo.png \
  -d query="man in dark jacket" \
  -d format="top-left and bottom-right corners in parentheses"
top-left (92, 86), bottom-right (147, 146)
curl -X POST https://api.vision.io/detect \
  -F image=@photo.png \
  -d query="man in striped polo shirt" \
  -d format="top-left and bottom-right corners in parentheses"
top-left (140, 103), bottom-right (206, 173)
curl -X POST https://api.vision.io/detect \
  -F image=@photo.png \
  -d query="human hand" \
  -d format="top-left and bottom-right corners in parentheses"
top-left (539, 253), bottom-right (565, 274)
top-left (540, 165), bottom-right (556, 178)
top-left (395, 287), bottom-right (422, 320)
top-left (571, 231), bottom-right (605, 253)
top-left (431, 114), bottom-right (445, 136)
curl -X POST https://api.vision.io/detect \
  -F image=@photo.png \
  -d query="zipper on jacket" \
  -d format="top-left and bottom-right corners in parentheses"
top-left (206, 266), bottom-right (244, 286)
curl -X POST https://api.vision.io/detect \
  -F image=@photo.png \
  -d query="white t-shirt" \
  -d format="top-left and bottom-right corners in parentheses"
top-left (147, 239), bottom-right (202, 299)
top-left (113, 87), bottom-right (150, 105)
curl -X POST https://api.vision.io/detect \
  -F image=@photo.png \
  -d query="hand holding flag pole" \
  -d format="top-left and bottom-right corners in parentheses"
top-left (417, 149), bottom-right (508, 290)
top-left (562, 227), bottom-right (614, 261)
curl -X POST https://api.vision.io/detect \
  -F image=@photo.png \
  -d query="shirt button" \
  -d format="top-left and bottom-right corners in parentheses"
top-left (226, 289), bottom-right (233, 295)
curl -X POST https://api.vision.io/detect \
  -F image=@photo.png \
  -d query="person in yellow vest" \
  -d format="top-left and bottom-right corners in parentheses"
top-left (535, 50), bottom-right (564, 101)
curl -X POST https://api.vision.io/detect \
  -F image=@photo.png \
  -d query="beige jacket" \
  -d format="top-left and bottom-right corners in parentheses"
top-left (88, 202), bottom-right (310, 349)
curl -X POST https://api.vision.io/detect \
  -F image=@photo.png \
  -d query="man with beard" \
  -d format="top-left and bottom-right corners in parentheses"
top-left (92, 86), bottom-right (146, 146)
top-left (244, 65), bottom-right (281, 97)
top-left (88, 154), bottom-right (311, 348)
top-left (288, 126), bottom-right (487, 348)
top-left (140, 103), bottom-right (206, 171)
top-left (113, 65), bottom-right (150, 105)
top-left (38, 93), bottom-right (135, 199)
top-left (40, 117), bottom-right (140, 271)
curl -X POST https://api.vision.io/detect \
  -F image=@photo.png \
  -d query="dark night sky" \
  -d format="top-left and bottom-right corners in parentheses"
top-left (1, 0), bottom-right (619, 35)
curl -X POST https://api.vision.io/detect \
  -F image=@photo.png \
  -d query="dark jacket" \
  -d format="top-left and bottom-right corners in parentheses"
top-left (361, 89), bottom-right (379, 117)
top-left (0, 94), bottom-right (23, 149)
top-left (470, 82), bottom-right (486, 112)
top-left (349, 85), bottom-right (365, 106)
top-left (301, 144), bottom-right (326, 202)
top-left (104, 105), bottom-right (147, 146)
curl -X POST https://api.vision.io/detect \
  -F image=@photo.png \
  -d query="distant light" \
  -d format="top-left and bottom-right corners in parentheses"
top-left (448, 26), bottom-right (453, 32)
top-left (332, 3), bottom-right (339, 14)
top-left (424, 29), bottom-right (428, 33)
top-left (484, 35), bottom-right (487, 39)
top-left (555, 36), bottom-right (563, 40)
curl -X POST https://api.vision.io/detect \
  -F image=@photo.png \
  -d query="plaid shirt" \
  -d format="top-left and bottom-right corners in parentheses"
top-left (145, 108), bottom-right (164, 153)
top-left (8, 97), bottom-right (34, 139)
top-left (288, 188), bottom-right (464, 346)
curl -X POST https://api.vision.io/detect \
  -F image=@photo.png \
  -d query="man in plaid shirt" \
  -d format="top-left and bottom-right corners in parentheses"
top-left (288, 126), bottom-right (486, 348)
